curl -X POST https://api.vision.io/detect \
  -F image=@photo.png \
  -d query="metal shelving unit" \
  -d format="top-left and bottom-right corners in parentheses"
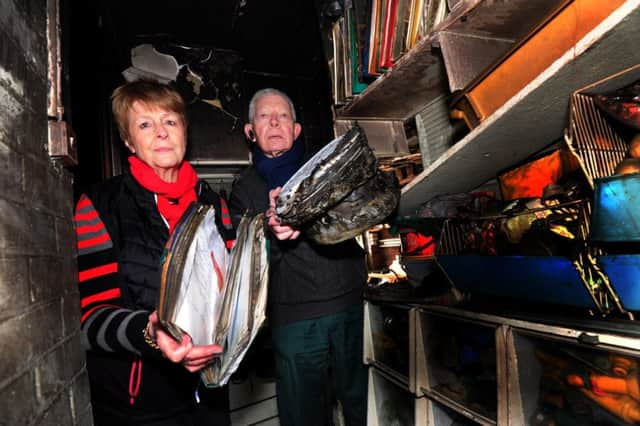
top-left (349, 1), bottom-right (640, 424)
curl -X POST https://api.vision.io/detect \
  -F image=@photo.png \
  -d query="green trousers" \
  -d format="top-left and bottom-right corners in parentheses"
top-left (271, 304), bottom-right (368, 426)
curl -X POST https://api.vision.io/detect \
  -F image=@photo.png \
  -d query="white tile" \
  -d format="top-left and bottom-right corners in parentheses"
top-left (230, 396), bottom-right (279, 426)
top-left (229, 374), bottom-right (279, 425)
top-left (229, 377), bottom-right (277, 409)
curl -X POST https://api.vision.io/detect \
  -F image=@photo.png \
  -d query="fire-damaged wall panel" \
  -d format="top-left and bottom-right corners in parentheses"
top-left (123, 43), bottom-right (249, 162)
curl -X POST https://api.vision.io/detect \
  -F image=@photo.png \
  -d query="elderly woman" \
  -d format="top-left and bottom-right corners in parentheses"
top-left (74, 80), bottom-right (234, 425)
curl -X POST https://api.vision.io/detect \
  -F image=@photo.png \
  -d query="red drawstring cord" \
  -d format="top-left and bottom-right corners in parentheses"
top-left (128, 357), bottom-right (143, 405)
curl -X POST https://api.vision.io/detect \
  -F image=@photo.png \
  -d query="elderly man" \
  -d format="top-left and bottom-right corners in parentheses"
top-left (229, 88), bottom-right (367, 426)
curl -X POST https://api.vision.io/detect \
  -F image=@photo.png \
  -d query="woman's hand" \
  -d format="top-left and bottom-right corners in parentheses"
top-left (267, 187), bottom-right (301, 240)
top-left (146, 311), bottom-right (222, 372)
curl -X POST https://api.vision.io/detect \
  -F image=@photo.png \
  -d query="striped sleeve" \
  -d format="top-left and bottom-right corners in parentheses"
top-left (75, 194), bottom-right (113, 255)
top-left (74, 194), bottom-right (154, 356)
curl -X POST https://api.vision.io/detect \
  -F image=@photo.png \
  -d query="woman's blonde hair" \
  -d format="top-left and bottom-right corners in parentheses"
top-left (111, 80), bottom-right (187, 140)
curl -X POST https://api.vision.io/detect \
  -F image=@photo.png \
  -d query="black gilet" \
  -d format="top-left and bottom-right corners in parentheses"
top-left (87, 170), bottom-right (233, 311)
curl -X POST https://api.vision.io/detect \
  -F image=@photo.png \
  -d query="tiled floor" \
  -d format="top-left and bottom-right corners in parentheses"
top-left (229, 374), bottom-right (279, 426)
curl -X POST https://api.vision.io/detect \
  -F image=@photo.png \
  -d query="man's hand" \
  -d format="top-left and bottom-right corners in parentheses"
top-left (267, 187), bottom-right (301, 240)
top-left (147, 311), bottom-right (223, 372)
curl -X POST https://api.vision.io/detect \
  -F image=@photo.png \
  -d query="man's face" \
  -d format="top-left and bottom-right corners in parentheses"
top-left (246, 94), bottom-right (301, 158)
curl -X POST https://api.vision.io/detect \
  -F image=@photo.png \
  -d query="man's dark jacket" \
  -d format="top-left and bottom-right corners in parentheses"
top-left (229, 166), bottom-right (366, 327)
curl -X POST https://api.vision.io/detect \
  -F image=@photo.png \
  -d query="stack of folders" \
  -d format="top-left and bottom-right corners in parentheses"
top-left (158, 203), bottom-right (268, 387)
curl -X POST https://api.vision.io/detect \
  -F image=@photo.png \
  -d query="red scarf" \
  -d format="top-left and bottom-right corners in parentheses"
top-left (128, 156), bottom-right (198, 234)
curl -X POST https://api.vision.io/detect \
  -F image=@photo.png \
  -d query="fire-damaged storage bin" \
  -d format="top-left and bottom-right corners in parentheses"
top-left (506, 320), bottom-right (640, 425)
top-left (363, 301), bottom-right (416, 390)
top-left (591, 173), bottom-right (640, 244)
top-left (412, 305), bottom-right (640, 425)
top-left (580, 174), bottom-right (640, 318)
top-left (566, 65), bottom-right (640, 315)
top-left (367, 367), bottom-right (428, 426)
top-left (566, 64), bottom-right (640, 189)
top-left (448, 0), bottom-right (630, 130)
top-left (432, 198), bottom-right (621, 316)
top-left (415, 308), bottom-right (503, 425)
top-left (589, 173), bottom-right (640, 313)
top-left (434, 64), bottom-right (640, 319)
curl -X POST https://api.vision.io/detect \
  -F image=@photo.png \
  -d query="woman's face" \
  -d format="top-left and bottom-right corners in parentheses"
top-left (125, 100), bottom-right (187, 181)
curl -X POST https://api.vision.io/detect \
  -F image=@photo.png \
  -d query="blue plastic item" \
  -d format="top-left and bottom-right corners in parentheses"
top-left (599, 254), bottom-right (640, 311)
top-left (591, 173), bottom-right (640, 242)
top-left (437, 255), bottom-right (596, 308)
